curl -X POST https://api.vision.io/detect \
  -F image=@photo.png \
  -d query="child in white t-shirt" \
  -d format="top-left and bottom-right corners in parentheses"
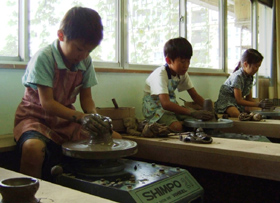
top-left (142, 37), bottom-right (213, 132)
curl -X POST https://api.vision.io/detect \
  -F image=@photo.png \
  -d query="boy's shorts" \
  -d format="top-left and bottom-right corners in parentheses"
top-left (158, 113), bottom-right (193, 126)
top-left (16, 130), bottom-right (63, 181)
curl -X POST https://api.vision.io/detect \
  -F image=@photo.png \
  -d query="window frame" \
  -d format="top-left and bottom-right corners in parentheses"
top-left (0, 0), bottom-right (271, 76)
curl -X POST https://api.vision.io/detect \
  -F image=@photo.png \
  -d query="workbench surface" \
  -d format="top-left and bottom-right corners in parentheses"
top-left (2, 133), bottom-right (280, 182)
top-left (219, 117), bottom-right (280, 138)
top-left (123, 135), bottom-right (280, 181)
top-left (0, 167), bottom-right (116, 203)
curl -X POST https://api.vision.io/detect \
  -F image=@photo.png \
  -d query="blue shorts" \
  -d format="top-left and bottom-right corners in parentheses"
top-left (16, 130), bottom-right (63, 181)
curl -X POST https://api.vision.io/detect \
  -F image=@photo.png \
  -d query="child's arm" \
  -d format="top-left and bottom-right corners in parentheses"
top-left (38, 85), bottom-right (112, 134)
top-left (244, 90), bottom-right (273, 109)
top-left (79, 87), bottom-right (97, 114)
top-left (38, 85), bottom-right (85, 122)
top-left (234, 88), bottom-right (259, 107)
top-left (159, 94), bottom-right (214, 120)
top-left (187, 88), bottom-right (204, 107)
top-left (159, 94), bottom-right (192, 115)
top-left (245, 91), bottom-right (255, 102)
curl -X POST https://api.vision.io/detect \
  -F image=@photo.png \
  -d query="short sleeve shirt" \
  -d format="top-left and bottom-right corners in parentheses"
top-left (144, 65), bottom-right (194, 95)
top-left (214, 68), bottom-right (253, 113)
top-left (22, 39), bottom-right (98, 89)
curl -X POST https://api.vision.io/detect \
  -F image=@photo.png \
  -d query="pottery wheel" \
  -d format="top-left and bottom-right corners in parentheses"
top-left (184, 118), bottom-right (233, 129)
top-left (62, 138), bottom-right (138, 160)
top-left (65, 159), bottom-right (126, 177)
top-left (252, 110), bottom-right (280, 117)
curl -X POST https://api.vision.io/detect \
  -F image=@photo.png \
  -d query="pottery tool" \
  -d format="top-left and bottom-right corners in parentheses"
top-left (112, 98), bottom-right (119, 109)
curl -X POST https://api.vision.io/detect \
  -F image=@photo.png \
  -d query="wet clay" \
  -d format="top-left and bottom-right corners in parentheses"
top-left (203, 99), bottom-right (217, 122)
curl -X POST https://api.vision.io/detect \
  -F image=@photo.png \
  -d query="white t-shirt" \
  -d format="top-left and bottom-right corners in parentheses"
top-left (144, 65), bottom-right (194, 95)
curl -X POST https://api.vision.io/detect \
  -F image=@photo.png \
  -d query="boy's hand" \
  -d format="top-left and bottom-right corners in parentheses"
top-left (80, 114), bottom-right (113, 136)
top-left (190, 110), bottom-right (214, 121)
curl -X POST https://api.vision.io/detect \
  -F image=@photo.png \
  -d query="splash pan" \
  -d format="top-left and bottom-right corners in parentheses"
top-left (62, 138), bottom-right (138, 160)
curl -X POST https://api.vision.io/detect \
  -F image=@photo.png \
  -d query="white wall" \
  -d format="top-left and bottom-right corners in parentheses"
top-left (0, 69), bottom-right (226, 135)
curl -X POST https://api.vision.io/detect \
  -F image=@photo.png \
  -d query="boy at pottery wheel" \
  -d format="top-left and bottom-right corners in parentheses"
top-left (13, 7), bottom-right (121, 181)
top-left (142, 37), bottom-right (214, 134)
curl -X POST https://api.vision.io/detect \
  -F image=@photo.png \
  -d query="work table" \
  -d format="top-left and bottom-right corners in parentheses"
top-left (0, 167), bottom-right (116, 203)
top-left (123, 134), bottom-right (280, 181)
top-left (220, 117), bottom-right (280, 138)
top-left (1, 124), bottom-right (280, 182)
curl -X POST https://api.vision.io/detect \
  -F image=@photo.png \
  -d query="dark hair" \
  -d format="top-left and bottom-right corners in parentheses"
top-left (233, 48), bottom-right (263, 72)
top-left (59, 7), bottom-right (103, 46)
top-left (163, 37), bottom-right (193, 61)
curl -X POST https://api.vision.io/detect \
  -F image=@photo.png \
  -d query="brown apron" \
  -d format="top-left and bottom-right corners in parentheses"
top-left (14, 63), bottom-right (88, 145)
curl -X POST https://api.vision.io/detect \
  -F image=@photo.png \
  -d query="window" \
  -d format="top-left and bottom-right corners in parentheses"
top-left (257, 3), bottom-right (272, 78)
top-left (29, 0), bottom-right (117, 63)
top-left (0, 0), bottom-right (274, 75)
top-left (0, 0), bottom-right (18, 59)
top-left (187, 0), bottom-right (219, 69)
top-left (126, 0), bottom-right (179, 66)
top-left (227, 0), bottom-right (252, 73)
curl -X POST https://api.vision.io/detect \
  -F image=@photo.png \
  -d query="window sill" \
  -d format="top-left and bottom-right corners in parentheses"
top-left (0, 64), bottom-right (229, 77)
top-left (96, 68), bottom-right (229, 76)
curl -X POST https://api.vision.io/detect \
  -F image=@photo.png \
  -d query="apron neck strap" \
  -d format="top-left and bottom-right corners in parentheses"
top-left (164, 63), bottom-right (172, 79)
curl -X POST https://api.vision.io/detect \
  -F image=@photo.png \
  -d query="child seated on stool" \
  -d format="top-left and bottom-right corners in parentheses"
top-left (14, 7), bottom-right (121, 181)
top-left (214, 48), bottom-right (273, 118)
top-left (142, 37), bottom-right (214, 133)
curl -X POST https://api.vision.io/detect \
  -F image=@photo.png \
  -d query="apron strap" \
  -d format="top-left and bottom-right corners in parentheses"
top-left (164, 63), bottom-right (180, 79)
top-left (164, 63), bottom-right (172, 79)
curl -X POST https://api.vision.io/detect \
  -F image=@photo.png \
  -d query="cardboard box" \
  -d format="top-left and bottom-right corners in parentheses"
top-left (96, 107), bottom-right (135, 132)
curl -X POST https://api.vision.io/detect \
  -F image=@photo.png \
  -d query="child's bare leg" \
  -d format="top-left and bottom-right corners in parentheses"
top-left (169, 121), bottom-right (183, 132)
top-left (226, 106), bottom-right (240, 118)
top-left (20, 139), bottom-right (45, 178)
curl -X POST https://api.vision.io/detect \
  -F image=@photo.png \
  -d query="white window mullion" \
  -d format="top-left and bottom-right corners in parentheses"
top-left (19, 0), bottom-right (29, 62)
top-left (123, 0), bottom-right (129, 69)
top-left (117, 0), bottom-right (122, 68)
top-left (252, 0), bottom-right (258, 49)
top-left (252, 0), bottom-right (259, 98)
top-left (179, 0), bottom-right (187, 37)
top-left (219, 0), bottom-right (227, 73)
